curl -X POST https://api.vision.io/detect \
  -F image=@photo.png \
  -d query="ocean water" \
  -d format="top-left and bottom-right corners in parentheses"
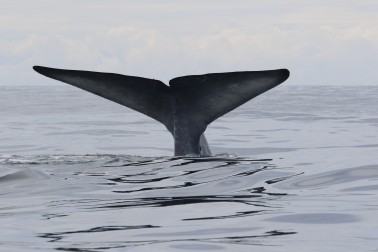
top-left (0, 85), bottom-right (377, 251)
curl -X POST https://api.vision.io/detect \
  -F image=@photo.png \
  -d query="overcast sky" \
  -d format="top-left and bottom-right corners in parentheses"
top-left (1, 0), bottom-right (378, 86)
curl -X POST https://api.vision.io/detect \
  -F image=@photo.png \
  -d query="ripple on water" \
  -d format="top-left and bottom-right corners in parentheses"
top-left (0, 154), bottom-right (376, 251)
top-left (264, 213), bottom-right (359, 224)
top-left (276, 165), bottom-right (378, 190)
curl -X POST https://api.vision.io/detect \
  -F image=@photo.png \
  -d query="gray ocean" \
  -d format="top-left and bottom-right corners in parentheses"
top-left (0, 85), bottom-right (377, 251)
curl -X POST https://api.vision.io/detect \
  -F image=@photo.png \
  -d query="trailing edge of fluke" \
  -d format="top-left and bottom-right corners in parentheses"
top-left (33, 65), bottom-right (290, 156)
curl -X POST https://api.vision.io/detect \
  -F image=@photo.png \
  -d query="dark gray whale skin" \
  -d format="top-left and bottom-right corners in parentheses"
top-left (33, 66), bottom-right (289, 156)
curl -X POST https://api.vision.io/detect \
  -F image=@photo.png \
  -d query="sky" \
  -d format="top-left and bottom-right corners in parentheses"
top-left (1, 0), bottom-right (378, 86)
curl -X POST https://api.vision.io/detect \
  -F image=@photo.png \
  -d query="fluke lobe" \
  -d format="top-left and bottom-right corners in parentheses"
top-left (33, 66), bottom-right (290, 156)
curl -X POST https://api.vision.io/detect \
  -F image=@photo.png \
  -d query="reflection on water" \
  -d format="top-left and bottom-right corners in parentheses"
top-left (0, 155), bottom-right (299, 251)
top-left (0, 154), bottom-right (376, 251)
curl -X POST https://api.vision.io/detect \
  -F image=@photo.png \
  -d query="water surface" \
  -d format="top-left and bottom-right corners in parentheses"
top-left (0, 85), bottom-right (377, 251)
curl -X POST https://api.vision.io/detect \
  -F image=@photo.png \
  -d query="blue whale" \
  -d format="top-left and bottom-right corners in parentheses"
top-left (33, 66), bottom-right (289, 156)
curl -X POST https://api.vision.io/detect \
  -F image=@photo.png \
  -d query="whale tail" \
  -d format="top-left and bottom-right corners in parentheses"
top-left (33, 66), bottom-right (289, 156)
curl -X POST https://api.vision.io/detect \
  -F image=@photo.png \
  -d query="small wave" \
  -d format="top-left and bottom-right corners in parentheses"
top-left (0, 168), bottom-right (49, 183)
top-left (0, 154), bottom-right (148, 165)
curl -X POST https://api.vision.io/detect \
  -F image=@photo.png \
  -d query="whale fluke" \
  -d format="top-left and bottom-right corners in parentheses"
top-left (33, 66), bottom-right (289, 156)
top-left (33, 66), bottom-right (173, 130)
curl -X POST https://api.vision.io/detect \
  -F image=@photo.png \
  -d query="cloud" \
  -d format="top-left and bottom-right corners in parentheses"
top-left (1, 1), bottom-right (378, 85)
